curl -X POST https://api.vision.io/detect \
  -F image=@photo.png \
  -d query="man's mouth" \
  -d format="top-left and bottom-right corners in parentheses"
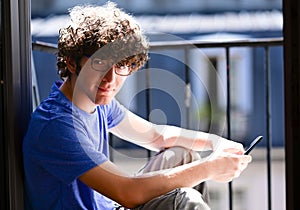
top-left (98, 86), bottom-right (115, 92)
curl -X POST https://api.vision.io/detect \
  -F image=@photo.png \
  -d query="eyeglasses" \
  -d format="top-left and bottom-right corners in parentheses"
top-left (84, 55), bottom-right (132, 76)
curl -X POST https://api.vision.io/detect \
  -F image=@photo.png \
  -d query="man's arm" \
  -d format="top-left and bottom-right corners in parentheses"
top-left (79, 153), bottom-right (251, 209)
top-left (109, 109), bottom-right (244, 153)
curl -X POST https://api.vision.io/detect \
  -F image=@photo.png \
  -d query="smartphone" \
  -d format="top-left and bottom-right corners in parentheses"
top-left (244, 136), bottom-right (263, 155)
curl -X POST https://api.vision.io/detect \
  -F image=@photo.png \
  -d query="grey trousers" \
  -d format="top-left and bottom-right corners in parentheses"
top-left (129, 146), bottom-right (211, 210)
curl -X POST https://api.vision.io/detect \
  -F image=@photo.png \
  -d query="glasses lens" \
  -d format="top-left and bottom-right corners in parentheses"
top-left (115, 64), bottom-right (131, 76)
top-left (92, 58), bottom-right (109, 71)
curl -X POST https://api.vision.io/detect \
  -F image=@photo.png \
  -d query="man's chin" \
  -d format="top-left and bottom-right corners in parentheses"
top-left (94, 97), bottom-right (112, 105)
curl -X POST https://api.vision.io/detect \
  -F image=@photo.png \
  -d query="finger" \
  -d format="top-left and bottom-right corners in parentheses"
top-left (241, 154), bottom-right (252, 163)
top-left (224, 147), bottom-right (244, 155)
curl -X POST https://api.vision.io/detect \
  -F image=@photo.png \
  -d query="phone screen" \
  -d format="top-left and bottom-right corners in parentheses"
top-left (244, 136), bottom-right (263, 155)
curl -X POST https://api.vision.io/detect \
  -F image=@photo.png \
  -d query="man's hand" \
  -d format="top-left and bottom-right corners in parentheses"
top-left (210, 134), bottom-right (245, 155)
top-left (205, 152), bottom-right (252, 183)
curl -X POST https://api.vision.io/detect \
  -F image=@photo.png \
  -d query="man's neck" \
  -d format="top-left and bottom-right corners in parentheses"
top-left (60, 79), bottom-right (96, 114)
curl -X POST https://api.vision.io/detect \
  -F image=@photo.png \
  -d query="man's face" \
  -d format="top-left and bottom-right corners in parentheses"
top-left (74, 56), bottom-right (128, 106)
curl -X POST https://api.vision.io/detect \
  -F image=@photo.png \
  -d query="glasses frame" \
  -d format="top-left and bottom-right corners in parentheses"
top-left (84, 54), bottom-right (132, 76)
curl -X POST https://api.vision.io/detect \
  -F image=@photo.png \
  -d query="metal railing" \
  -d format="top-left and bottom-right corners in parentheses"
top-left (32, 37), bottom-right (284, 210)
top-left (148, 37), bottom-right (283, 210)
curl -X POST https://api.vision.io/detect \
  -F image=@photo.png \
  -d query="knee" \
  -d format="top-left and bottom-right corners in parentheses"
top-left (163, 146), bottom-right (201, 164)
top-left (176, 188), bottom-right (210, 210)
top-left (138, 147), bottom-right (201, 174)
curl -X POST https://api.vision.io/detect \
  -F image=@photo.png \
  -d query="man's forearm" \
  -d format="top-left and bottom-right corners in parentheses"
top-left (151, 125), bottom-right (213, 151)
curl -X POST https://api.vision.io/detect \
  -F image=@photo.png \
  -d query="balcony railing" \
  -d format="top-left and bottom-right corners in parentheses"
top-left (32, 37), bottom-right (284, 210)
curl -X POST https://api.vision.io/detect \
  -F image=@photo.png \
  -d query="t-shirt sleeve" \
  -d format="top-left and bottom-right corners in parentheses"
top-left (106, 99), bottom-right (125, 129)
top-left (36, 116), bottom-right (108, 184)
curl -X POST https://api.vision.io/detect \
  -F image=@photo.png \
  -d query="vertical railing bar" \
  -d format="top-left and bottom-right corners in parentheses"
top-left (184, 47), bottom-right (191, 129)
top-left (225, 47), bottom-right (233, 210)
top-left (264, 46), bottom-right (272, 210)
top-left (145, 61), bottom-right (152, 160)
top-left (109, 133), bottom-right (114, 162)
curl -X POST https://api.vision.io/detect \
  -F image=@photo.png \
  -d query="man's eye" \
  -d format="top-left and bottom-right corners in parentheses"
top-left (93, 59), bottom-right (104, 66)
top-left (92, 58), bottom-right (107, 70)
top-left (117, 65), bottom-right (126, 69)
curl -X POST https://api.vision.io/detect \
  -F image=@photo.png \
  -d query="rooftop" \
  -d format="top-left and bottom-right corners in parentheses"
top-left (31, 10), bottom-right (283, 37)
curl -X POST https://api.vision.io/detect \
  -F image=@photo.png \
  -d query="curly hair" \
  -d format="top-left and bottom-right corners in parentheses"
top-left (57, 2), bottom-right (149, 79)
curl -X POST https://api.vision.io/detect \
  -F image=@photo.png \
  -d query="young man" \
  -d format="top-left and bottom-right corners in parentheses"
top-left (23, 2), bottom-right (252, 210)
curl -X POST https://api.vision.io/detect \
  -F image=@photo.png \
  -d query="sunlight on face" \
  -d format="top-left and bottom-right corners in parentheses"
top-left (73, 56), bottom-right (127, 109)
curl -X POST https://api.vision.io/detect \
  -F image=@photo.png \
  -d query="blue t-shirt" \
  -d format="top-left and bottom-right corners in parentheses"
top-left (23, 81), bottom-right (125, 210)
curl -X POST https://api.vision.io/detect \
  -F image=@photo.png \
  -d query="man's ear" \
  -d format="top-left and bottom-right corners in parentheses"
top-left (66, 57), bottom-right (77, 74)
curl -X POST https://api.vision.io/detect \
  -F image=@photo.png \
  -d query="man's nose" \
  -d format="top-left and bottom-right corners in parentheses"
top-left (102, 66), bottom-right (116, 83)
